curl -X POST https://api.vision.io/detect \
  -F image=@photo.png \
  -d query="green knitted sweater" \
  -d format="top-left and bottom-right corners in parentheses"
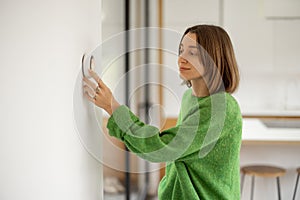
top-left (107, 89), bottom-right (242, 200)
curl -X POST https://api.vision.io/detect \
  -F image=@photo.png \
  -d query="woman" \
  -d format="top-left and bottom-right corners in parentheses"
top-left (83, 24), bottom-right (242, 200)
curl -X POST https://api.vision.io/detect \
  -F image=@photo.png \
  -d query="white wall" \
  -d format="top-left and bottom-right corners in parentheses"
top-left (225, 0), bottom-right (300, 114)
top-left (0, 0), bottom-right (103, 199)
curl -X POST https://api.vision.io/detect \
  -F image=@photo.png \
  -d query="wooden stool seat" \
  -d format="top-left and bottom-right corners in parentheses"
top-left (241, 165), bottom-right (286, 177)
top-left (241, 165), bottom-right (286, 200)
top-left (297, 167), bottom-right (300, 174)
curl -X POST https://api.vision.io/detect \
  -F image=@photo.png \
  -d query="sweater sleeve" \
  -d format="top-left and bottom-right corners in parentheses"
top-left (106, 101), bottom-right (221, 163)
top-left (106, 105), bottom-right (188, 162)
top-left (106, 92), bottom-right (242, 163)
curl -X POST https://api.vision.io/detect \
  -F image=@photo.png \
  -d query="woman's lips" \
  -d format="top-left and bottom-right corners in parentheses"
top-left (179, 67), bottom-right (191, 71)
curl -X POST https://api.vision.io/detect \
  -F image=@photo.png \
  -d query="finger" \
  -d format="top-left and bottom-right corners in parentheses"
top-left (96, 77), bottom-right (106, 88)
top-left (83, 77), bottom-right (97, 90)
top-left (88, 69), bottom-right (101, 85)
top-left (95, 85), bottom-right (101, 94)
top-left (84, 91), bottom-right (95, 103)
top-left (83, 85), bottom-right (96, 97)
top-left (88, 69), bottom-right (108, 89)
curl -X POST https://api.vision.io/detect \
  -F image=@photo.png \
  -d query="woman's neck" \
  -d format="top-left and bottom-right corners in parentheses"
top-left (191, 78), bottom-right (210, 98)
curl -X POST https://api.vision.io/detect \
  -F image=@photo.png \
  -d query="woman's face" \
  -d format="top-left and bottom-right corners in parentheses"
top-left (178, 32), bottom-right (204, 81)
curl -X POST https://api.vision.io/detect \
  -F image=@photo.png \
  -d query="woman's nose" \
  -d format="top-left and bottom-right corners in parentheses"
top-left (178, 55), bottom-right (188, 63)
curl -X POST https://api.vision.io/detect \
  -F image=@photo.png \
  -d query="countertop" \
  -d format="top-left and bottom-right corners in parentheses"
top-left (242, 118), bottom-right (300, 143)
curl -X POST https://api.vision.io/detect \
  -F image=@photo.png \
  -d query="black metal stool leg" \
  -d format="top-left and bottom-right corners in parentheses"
top-left (251, 176), bottom-right (255, 200)
top-left (293, 174), bottom-right (300, 200)
top-left (276, 177), bottom-right (281, 200)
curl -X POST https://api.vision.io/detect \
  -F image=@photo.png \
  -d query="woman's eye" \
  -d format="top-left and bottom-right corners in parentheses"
top-left (189, 51), bottom-right (197, 56)
top-left (179, 49), bottom-right (183, 54)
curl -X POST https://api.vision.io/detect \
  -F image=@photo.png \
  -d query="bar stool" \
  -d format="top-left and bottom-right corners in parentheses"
top-left (292, 167), bottom-right (300, 200)
top-left (241, 165), bottom-right (286, 200)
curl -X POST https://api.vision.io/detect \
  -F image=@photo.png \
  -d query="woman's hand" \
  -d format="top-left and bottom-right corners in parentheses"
top-left (83, 69), bottom-right (120, 115)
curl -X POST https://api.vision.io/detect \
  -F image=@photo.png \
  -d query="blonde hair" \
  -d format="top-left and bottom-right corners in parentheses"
top-left (179, 25), bottom-right (240, 94)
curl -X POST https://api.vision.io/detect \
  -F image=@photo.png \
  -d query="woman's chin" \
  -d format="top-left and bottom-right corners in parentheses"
top-left (179, 74), bottom-right (189, 81)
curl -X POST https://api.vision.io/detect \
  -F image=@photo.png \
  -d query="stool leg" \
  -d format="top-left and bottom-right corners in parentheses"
top-left (241, 173), bottom-right (245, 194)
top-left (276, 177), bottom-right (281, 200)
top-left (292, 174), bottom-right (299, 200)
top-left (251, 176), bottom-right (255, 200)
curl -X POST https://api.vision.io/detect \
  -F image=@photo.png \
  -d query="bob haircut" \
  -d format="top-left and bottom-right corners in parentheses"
top-left (179, 25), bottom-right (240, 94)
